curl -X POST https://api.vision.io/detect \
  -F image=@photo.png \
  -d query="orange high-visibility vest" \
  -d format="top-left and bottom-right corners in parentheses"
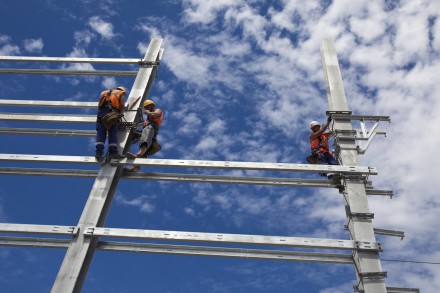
top-left (309, 132), bottom-right (331, 154)
top-left (98, 89), bottom-right (125, 110)
top-left (148, 112), bottom-right (163, 126)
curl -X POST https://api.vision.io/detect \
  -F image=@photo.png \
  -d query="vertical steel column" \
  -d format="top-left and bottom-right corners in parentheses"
top-left (51, 39), bottom-right (163, 293)
top-left (320, 39), bottom-right (386, 292)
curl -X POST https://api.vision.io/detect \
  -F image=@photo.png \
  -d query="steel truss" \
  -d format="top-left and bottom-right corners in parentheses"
top-left (0, 38), bottom-right (415, 293)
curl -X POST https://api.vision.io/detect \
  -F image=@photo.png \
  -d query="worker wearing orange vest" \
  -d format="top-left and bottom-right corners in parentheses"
top-left (309, 116), bottom-right (338, 178)
top-left (125, 99), bottom-right (163, 172)
top-left (95, 86), bottom-right (126, 160)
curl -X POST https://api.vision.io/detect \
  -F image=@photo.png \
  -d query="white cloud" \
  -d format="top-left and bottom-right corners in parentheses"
top-left (23, 38), bottom-right (44, 53)
top-left (102, 77), bottom-right (116, 89)
top-left (0, 44), bottom-right (20, 56)
top-left (115, 193), bottom-right (155, 214)
top-left (88, 16), bottom-right (115, 39)
top-left (74, 30), bottom-right (95, 46)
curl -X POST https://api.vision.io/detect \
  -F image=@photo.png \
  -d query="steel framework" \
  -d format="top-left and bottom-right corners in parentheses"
top-left (0, 39), bottom-right (418, 293)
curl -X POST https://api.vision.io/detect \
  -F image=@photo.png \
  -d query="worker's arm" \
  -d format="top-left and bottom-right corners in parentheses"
top-left (120, 93), bottom-right (126, 111)
top-left (145, 108), bottom-right (162, 118)
top-left (309, 121), bottom-right (330, 142)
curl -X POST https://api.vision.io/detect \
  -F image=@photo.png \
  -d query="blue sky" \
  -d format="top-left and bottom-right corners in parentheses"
top-left (1, 0), bottom-right (439, 292)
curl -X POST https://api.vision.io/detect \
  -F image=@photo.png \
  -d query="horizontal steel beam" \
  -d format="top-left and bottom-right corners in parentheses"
top-left (385, 287), bottom-right (419, 293)
top-left (86, 226), bottom-right (381, 251)
top-left (0, 127), bottom-right (95, 137)
top-left (0, 153), bottom-right (378, 175)
top-left (0, 56), bottom-right (141, 64)
top-left (0, 167), bottom-right (338, 188)
top-left (0, 68), bottom-right (137, 76)
top-left (0, 154), bottom-right (98, 165)
top-left (0, 236), bottom-right (353, 264)
top-left (97, 241), bottom-right (354, 264)
top-left (0, 113), bottom-right (96, 123)
top-left (113, 158), bottom-right (378, 175)
top-left (0, 167), bottom-right (98, 177)
top-left (0, 236), bottom-right (70, 248)
top-left (0, 99), bottom-right (97, 108)
top-left (0, 167), bottom-right (389, 192)
top-left (0, 223), bottom-right (78, 236)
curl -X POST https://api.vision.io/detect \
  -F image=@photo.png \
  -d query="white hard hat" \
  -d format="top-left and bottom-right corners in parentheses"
top-left (310, 121), bottom-right (320, 129)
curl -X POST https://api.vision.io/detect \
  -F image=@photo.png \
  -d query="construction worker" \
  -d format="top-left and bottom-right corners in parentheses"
top-left (95, 86), bottom-right (126, 160)
top-left (125, 99), bottom-right (163, 172)
top-left (309, 116), bottom-right (338, 179)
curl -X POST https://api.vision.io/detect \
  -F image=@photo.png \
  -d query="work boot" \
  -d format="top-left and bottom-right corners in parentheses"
top-left (95, 151), bottom-right (103, 161)
top-left (109, 153), bottom-right (126, 160)
top-left (125, 152), bottom-right (137, 159)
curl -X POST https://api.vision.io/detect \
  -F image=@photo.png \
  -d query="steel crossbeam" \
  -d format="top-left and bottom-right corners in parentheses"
top-left (0, 153), bottom-right (377, 175)
top-left (0, 236), bottom-right (353, 264)
top-left (0, 127), bottom-right (95, 137)
top-left (0, 56), bottom-right (142, 64)
top-left (112, 157), bottom-right (377, 175)
top-left (0, 68), bottom-right (138, 76)
top-left (97, 241), bottom-right (354, 264)
top-left (0, 113), bottom-right (96, 123)
top-left (0, 236), bottom-right (71, 248)
top-left (0, 223), bottom-right (79, 236)
top-left (0, 99), bottom-right (97, 108)
top-left (0, 168), bottom-right (395, 194)
top-left (85, 227), bottom-right (381, 251)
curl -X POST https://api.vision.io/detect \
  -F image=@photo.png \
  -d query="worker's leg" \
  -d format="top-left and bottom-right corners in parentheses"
top-left (125, 125), bottom-right (155, 172)
top-left (95, 121), bottom-right (106, 159)
top-left (108, 121), bottom-right (120, 157)
top-left (318, 152), bottom-right (338, 179)
top-left (137, 125), bottom-right (155, 157)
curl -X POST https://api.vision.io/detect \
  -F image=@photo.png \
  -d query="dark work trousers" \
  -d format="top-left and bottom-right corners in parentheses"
top-left (96, 107), bottom-right (119, 155)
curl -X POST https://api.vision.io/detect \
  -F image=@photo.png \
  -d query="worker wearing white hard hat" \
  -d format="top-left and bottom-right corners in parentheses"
top-left (307, 116), bottom-right (338, 179)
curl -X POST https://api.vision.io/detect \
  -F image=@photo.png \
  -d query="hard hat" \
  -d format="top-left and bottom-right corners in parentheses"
top-left (310, 121), bottom-right (320, 129)
top-left (143, 99), bottom-right (155, 108)
top-left (116, 86), bottom-right (126, 92)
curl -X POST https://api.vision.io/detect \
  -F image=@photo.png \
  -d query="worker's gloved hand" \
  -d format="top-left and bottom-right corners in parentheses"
top-left (327, 116), bottom-right (332, 123)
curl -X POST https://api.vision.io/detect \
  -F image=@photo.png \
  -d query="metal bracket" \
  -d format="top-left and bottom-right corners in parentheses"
top-left (84, 227), bottom-right (95, 235)
top-left (373, 228), bottom-right (405, 240)
top-left (326, 110), bottom-right (352, 120)
top-left (138, 60), bottom-right (160, 66)
top-left (345, 207), bottom-right (374, 220)
top-left (358, 271), bottom-right (387, 279)
top-left (349, 212), bottom-right (375, 220)
top-left (355, 241), bottom-right (383, 252)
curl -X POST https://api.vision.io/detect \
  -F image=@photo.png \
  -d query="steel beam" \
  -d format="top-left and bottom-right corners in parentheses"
top-left (51, 38), bottom-right (164, 293)
top-left (97, 241), bottom-right (354, 264)
top-left (0, 153), bottom-right (377, 175)
top-left (0, 68), bottom-right (137, 76)
top-left (0, 127), bottom-right (95, 137)
top-left (0, 223), bottom-right (78, 236)
top-left (112, 157), bottom-right (377, 175)
top-left (0, 113), bottom-right (96, 123)
top-left (0, 99), bottom-right (97, 108)
top-left (321, 39), bottom-right (387, 292)
top-left (0, 56), bottom-right (141, 64)
top-left (0, 236), bottom-right (70, 248)
top-left (85, 226), bottom-right (381, 251)
top-left (0, 236), bottom-right (353, 264)
top-left (0, 154), bottom-right (99, 165)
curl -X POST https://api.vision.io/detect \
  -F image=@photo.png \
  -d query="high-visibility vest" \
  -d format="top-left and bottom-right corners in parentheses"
top-left (309, 132), bottom-right (331, 154)
top-left (98, 89), bottom-right (125, 110)
top-left (147, 112), bottom-right (163, 127)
